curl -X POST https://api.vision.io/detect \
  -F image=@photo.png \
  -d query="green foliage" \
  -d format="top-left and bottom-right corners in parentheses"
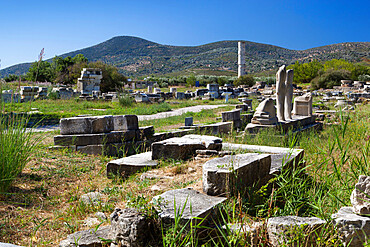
top-left (53, 54), bottom-right (88, 85)
top-left (185, 75), bottom-right (196, 87)
top-left (89, 61), bottom-right (127, 92)
top-left (118, 94), bottom-right (134, 107)
top-left (26, 60), bottom-right (55, 82)
top-left (289, 59), bottom-right (370, 88)
top-left (3, 74), bottom-right (26, 82)
top-left (311, 69), bottom-right (351, 89)
top-left (0, 114), bottom-right (40, 193)
top-left (233, 75), bottom-right (255, 87)
top-left (288, 60), bottom-right (323, 84)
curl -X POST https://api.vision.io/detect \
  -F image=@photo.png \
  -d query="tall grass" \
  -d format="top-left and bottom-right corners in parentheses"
top-left (0, 114), bottom-right (40, 193)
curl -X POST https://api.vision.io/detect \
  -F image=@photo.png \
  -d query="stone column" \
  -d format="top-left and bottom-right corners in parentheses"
top-left (238, 41), bottom-right (246, 78)
top-left (276, 65), bottom-right (287, 122)
top-left (284, 69), bottom-right (294, 120)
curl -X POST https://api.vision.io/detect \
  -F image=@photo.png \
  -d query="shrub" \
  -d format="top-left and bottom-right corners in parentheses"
top-left (0, 114), bottom-right (40, 193)
top-left (311, 69), bottom-right (351, 90)
top-left (119, 94), bottom-right (134, 107)
top-left (48, 91), bottom-right (59, 100)
top-left (234, 75), bottom-right (255, 87)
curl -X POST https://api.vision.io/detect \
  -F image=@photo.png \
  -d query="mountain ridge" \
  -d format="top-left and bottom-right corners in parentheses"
top-left (1, 36), bottom-right (369, 78)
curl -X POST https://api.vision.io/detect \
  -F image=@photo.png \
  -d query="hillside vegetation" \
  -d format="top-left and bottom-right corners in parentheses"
top-left (1, 36), bottom-right (369, 78)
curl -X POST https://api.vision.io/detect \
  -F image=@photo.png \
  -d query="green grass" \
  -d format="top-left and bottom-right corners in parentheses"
top-left (2, 97), bottom-right (232, 119)
top-left (0, 114), bottom-right (41, 194)
top-left (1, 97), bottom-right (369, 246)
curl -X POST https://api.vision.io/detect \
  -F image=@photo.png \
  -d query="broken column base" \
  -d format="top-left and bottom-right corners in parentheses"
top-left (246, 115), bottom-right (322, 134)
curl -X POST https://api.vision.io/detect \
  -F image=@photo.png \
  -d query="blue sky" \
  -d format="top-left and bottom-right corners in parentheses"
top-left (0, 0), bottom-right (369, 69)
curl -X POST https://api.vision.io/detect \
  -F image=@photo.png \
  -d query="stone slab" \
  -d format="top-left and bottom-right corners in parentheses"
top-left (152, 188), bottom-right (227, 224)
top-left (60, 115), bottom-right (114, 135)
top-left (267, 216), bottom-right (326, 246)
top-left (222, 143), bottom-right (304, 177)
top-left (332, 206), bottom-right (370, 247)
top-left (246, 115), bottom-right (316, 133)
top-left (222, 109), bottom-right (241, 122)
top-left (76, 141), bottom-right (150, 157)
top-left (59, 226), bottom-right (113, 247)
top-left (151, 134), bottom-right (222, 160)
top-left (113, 115), bottom-right (139, 131)
top-left (106, 152), bottom-right (157, 178)
top-left (54, 130), bottom-right (136, 146)
top-left (185, 122), bottom-right (232, 135)
top-left (0, 243), bottom-right (24, 247)
top-left (136, 126), bottom-right (155, 140)
top-left (203, 153), bottom-right (271, 196)
top-left (150, 129), bottom-right (195, 143)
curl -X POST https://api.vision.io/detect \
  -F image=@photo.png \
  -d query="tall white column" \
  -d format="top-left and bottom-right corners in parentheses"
top-left (238, 41), bottom-right (246, 78)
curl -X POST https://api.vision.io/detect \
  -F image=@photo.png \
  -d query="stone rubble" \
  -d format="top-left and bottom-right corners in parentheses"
top-left (350, 175), bottom-right (370, 216)
top-left (267, 216), bottom-right (326, 247)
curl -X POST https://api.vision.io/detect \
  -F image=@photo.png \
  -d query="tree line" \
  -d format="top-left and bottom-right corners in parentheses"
top-left (287, 59), bottom-right (370, 89)
top-left (3, 54), bottom-right (127, 92)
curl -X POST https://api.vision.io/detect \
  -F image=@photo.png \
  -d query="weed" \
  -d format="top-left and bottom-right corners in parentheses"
top-left (0, 114), bottom-right (41, 193)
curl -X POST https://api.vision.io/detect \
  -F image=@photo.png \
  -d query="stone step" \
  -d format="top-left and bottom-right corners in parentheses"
top-left (106, 152), bottom-right (157, 179)
top-left (203, 153), bottom-right (271, 196)
top-left (54, 130), bottom-right (136, 146)
top-left (60, 115), bottom-right (114, 135)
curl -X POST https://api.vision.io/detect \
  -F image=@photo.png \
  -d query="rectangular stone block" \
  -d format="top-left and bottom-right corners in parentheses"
top-left (222, 109), bottom-right (241, 122)
top-left (54, 130), bottom-right (136, 146)
top-left (152, 188), bottom-right (227, 225)
top-left (185, 117), bottom-right (193, 126)
top-left (152, 134), bottom-right (222, 160)
top-left (203, 153), bottom-right (271, 196)
top-left (60, 115), bottom-right (114, 135)
top-left (113, 115), bottom-right (139, 131)
top-left (196, 122), bottom-right (232, 135)
top-left (149, 129), bottom-right (194, 143)
top-left (76, 141), bottom-right (150, 157)
top-left (106, 152), bottom-right (157, 179)
top-left (136, 126), bottom-right (155, 140)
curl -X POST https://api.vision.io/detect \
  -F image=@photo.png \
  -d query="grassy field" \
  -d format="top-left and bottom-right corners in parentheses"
top-left (0, 99), bottom-right (369, 246)
top-left (1, 96), bottom-right (243, 119)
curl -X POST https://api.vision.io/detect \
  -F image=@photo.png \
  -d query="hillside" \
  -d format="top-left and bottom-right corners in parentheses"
top-left (1, 36), bottom-right (369, 78)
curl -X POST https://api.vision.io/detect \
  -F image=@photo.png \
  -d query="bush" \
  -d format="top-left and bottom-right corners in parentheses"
top-left (311, 69), bottom-right (351, 90)
top-left (119, 94), bottom-right (134, 107)
top-left (233, 75), bottom-right (255, 87)
top-left (0, 114), bottom-right (40, 193)
top-left (48, 91), bottom-right (59, 100)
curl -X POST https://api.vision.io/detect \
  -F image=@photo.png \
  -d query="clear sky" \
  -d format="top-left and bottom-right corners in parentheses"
top-left (0, 0), bottom-right (369, 69)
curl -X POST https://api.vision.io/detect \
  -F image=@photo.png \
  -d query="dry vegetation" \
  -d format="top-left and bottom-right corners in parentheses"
top-left (0, 102), bottom-right (369, 246)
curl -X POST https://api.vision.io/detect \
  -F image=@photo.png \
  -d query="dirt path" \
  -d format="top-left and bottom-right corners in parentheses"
top-left (137, 104), bottom-right (228, 121)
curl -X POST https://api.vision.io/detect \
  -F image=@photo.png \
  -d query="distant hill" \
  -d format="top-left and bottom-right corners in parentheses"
top-left (1, 36), bottom-right (369, 78)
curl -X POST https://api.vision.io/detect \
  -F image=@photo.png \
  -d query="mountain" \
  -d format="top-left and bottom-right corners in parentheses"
top-left (1, 36), bottom-right (369, 78)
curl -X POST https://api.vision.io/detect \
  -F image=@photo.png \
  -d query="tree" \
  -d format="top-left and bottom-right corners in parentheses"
top-left (26, 61), bottom-right (54, 82)
top-left (311, 69), bottom-right (351, 90)
top-left (233, 75), bottom-right (255, 87)
top-left (288, 60), bottom-right (323, 84)
top-left (53, 54), bottom-right (88, 85)
top-left (186, 75), bottom-right (196, 87)
top-left (88, 61), bottom-right (127, 92)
